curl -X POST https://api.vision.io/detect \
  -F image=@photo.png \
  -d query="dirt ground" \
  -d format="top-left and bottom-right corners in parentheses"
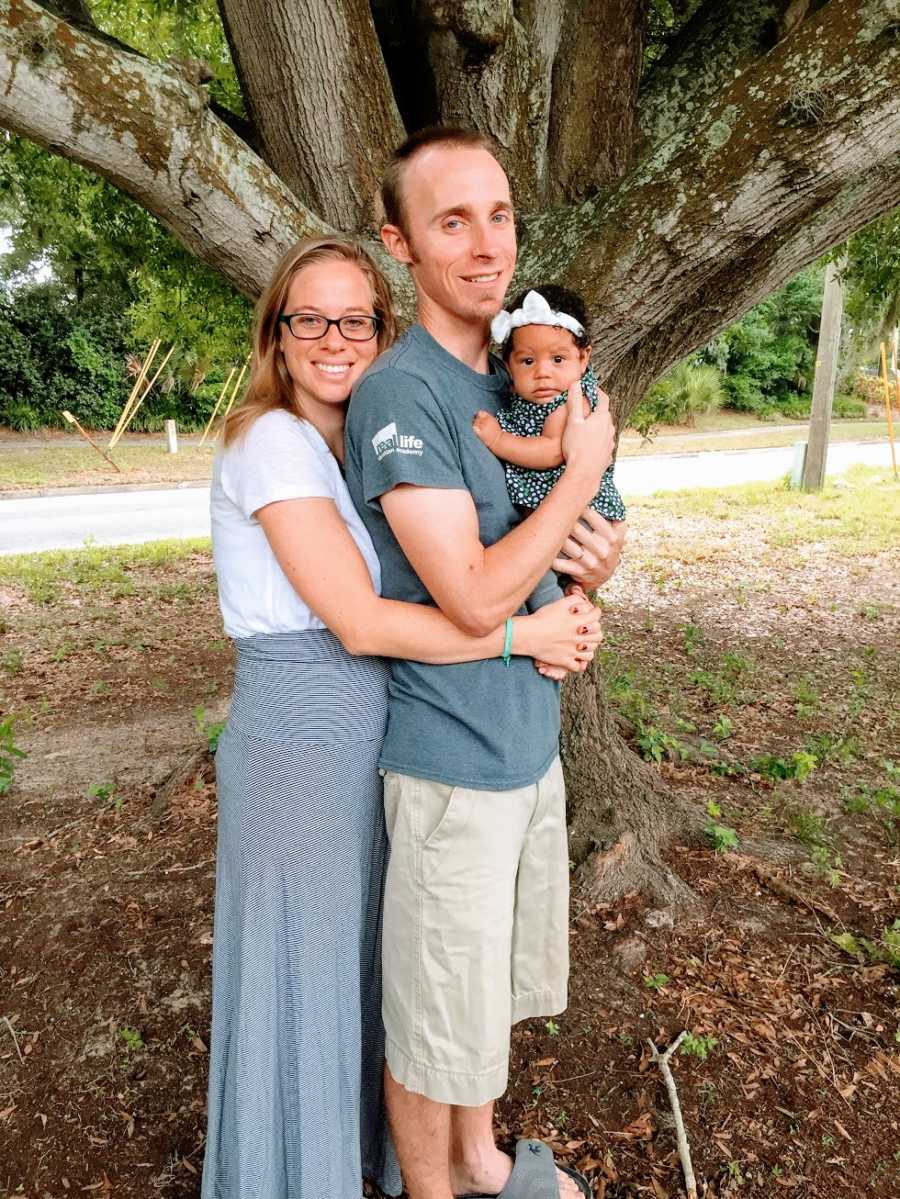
top-left (1, 473), bottom-right (898, 1197)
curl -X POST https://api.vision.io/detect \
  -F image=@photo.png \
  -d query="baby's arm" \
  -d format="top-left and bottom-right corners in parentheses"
top-left (473, 403), bottom-right (569, 469)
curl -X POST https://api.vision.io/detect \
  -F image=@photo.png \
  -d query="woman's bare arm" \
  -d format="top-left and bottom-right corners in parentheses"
top-left (256, 496), bottom-right (600, 668)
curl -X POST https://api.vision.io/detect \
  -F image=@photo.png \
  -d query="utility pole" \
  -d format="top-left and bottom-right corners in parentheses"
top-left (801, 254), bottom-right (846, 491)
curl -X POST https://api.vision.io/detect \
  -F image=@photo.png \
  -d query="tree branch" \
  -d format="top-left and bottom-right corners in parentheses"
top-left (548, 0), bottom-right (645, 200)
top-left (0, 0), bottom-right (332, 298)
top-left (605, 157), bottom-right (900, 417)
top-left (218, 0), bottom-right (404, 231)
top-left (414, 1), bottom-right (547, 207)
top-left (638, 0), bottom-right (824, 153)
top-left (515, 0), bottom-right (900, 403)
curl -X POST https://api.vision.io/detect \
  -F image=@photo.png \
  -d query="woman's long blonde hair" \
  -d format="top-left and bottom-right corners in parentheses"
top-left (223, 237), bottom-right (397, 446)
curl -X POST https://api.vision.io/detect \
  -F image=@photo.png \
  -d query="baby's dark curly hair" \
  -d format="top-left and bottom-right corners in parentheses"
top-left (499, 285), bottom-right (591, 360)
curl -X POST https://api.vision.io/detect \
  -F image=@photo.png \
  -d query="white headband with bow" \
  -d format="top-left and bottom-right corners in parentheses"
top-left (490, 289), bottom-right (585, 346)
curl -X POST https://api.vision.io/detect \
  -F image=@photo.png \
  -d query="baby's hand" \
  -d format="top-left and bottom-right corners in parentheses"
top-left (473, 410), bottom-right (503, 453)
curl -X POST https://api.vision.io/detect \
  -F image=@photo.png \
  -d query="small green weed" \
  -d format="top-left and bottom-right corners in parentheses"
top-left (1, 648), bottom-right (23, 674)
top-left (804, 731), bottom-right (859, 764)
top-left (118, 1027), bottom-right (145, 1052)
top-left (829, 921), bottom-right (900, 972)
top-left (752, 750), bottom-right (817, 783)
top-left (0, 717), bottom-right (27, 794)
top-left (88, 782), bottom-right (123, 813)
top-left (545, 1019), bottom-right (560, 1037)
top-left (688, 668), bottom-right (736, 706)
top-left (704, 802), bottom-right (739, 852)
top-left (194, 705), bottom-right (226, 753)
top-left (680, 1032), bottom-right (718, 1060)
top-left (712, 714), bottom-right (733, 741)
top-left (793, 677), bottom-right (820, 718)
top-left (682, 623), bottom-right (703, 656)
top-left (722, 651), bottom-right (751, 678)
top-left (643, 972), bottom-right (670, 991)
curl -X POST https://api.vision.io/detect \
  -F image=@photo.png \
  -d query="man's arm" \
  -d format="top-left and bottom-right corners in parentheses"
top-left (380, 459), bottom-right (600, 637)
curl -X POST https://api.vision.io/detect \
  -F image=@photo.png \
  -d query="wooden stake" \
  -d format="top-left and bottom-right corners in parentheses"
top-left (879, 342), bottom-right (898, 480)
top-left (62, 410), bottom-right (121, 472)
top-left (219, 354), bottom-right (251, 423)
top-left (110, 339), bottom-right (159, 448)
top-left (647, 1033), bottom-right (698, 1199)
top-left (110, 344), bottom-right (176, 448)
top-left (199, 366), bottom-right (236, 448)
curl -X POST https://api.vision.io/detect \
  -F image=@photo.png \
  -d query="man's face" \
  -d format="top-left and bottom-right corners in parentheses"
top-left (383, 145), bottom-right (517, 326)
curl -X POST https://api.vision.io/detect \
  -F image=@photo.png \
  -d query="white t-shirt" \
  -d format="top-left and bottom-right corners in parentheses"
top-left (210, 408), bottom-right (381, 638)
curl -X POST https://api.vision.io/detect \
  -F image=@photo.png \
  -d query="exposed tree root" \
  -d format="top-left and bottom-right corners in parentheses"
top-left (151, 748), bottom-right (214, 819)
top-left (560, 661), bottom-right (810, 911)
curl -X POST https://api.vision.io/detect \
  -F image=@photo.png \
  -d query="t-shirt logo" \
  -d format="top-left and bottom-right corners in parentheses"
top-left (371, 421), bottom-right (424, 461)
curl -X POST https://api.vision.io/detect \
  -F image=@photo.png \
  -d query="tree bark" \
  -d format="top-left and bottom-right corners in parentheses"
top-left (517, 0), bottom-right (900, 388)
top-left (218, 0), bottom-right (404, 231)
top-left (638, 1), bottom-right (808, 152)
top-left (0, 0), bottom-right (331, 298)
top-left (560, 659), bottom-right (702, 908)
top-left (547, 0), bottom-right (645, 200)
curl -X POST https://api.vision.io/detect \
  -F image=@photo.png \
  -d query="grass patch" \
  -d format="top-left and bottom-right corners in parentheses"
top-left (0, 444), bottom-right (213, 490)
top-left (631, 467), bottom-right (899, 556)
top-left (619, 419), bottom-right (890, 457)
top-left (0, 539), bottom-right (211, 604)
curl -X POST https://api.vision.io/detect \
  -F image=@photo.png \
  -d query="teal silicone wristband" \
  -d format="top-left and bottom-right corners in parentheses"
top-left (501, 617), bottom-right (514, 666)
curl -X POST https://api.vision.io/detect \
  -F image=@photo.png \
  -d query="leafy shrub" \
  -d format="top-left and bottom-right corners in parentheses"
top-left (833, 393), bottom-right (867, 419)
top-left (0, 283), bottom-right (131, 429)
top-left (631, 361), bottom-right (725, 436)
top-left (696, 266), bottom-right (823, 419)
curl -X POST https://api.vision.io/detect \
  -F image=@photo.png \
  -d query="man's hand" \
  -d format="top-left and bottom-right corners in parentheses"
top-left (554, 509), bottom-right (626, 589)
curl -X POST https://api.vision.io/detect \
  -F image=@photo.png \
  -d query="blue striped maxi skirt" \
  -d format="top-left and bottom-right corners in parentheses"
top-left (201, 629), bottom-right (402, 1199)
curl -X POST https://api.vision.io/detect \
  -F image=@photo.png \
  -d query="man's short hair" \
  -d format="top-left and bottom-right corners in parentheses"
top-left (381, 126), bottom-right (501, 235)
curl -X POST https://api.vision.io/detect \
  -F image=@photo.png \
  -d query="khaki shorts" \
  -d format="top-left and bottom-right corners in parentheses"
top-left (381, 757), bottom-right (569, 1107)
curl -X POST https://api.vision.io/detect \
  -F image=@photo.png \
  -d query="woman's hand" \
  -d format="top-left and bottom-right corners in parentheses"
top-left (513, 592), bottom-right (602, 672)
top-left (560, 378), bottom-right (615, 485)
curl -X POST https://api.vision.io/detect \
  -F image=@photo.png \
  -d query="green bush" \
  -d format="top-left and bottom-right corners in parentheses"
top-left (631, 361), bottom-right (725, 436)
top-left (0, 283), bottom-right (131, 430)
top-left (833, 394), bottom-right (867, 419)
top-left (697, 266), bottom-right (823, 419)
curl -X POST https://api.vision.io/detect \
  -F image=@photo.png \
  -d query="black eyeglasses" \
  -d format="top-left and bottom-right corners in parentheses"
top-left (278, 312), bottom-right (380, 342)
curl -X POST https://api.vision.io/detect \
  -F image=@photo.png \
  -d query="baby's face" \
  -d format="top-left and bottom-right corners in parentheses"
top-left (506, 325), bottom-right (591, 403)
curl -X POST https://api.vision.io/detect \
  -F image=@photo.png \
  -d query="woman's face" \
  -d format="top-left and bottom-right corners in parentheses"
top-left (278, 260), bottom-right (380, 411)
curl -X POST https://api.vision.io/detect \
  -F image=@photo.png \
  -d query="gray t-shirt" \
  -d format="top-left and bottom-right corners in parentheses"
top-left (344, 323), bottom-right (562, 791)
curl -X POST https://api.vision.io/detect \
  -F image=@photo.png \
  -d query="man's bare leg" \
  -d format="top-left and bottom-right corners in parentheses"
top-left (448, 1101), bottom-right (582, 1198)
top-left (384, 1065), bottom-right (454, 1199)
top-left (448, 1102), bottom-right (511, 1195)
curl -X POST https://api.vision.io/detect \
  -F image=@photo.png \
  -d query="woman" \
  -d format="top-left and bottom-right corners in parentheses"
top-left (202, 237), bottom-right (603, 1199)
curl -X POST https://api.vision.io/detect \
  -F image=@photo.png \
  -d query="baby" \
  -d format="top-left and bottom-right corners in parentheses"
top-left (473, 285), bottom-right (626, 524)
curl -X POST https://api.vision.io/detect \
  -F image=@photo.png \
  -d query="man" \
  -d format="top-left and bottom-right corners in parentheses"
top-left (344, 127), bottom-right (625, 1199)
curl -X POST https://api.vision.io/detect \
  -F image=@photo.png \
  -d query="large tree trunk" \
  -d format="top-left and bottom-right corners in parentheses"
top-left (3, 0), bottom-right (900, 905)
top-left (560, 660), bottom-right (702, 909)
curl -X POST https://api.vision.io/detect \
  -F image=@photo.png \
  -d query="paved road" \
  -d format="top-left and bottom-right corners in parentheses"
top-left (1, 440), bottom-right (894, 555)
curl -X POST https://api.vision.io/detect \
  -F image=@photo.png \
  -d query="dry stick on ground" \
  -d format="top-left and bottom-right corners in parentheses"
top-left (1, 1015), bottom-right (25, 1065)
top-left (749, 861), bottom-right (839, 923)
top-left (60, 410), bottom-right (121, 472)
top-left (647, 1032), bottom-right (698, 1199)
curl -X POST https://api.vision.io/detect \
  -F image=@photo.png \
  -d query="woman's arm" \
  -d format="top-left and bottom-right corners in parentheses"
top-left (256, 496), bottom-right (600, 667)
